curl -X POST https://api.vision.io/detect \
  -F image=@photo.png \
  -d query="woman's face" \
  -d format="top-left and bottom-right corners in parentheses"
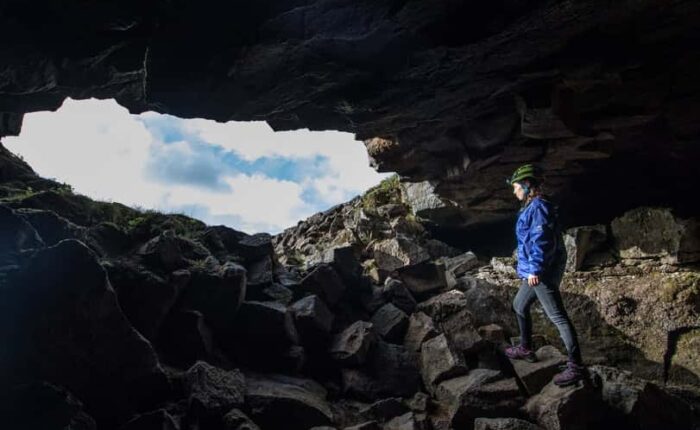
top-left (512, 181), bottom-right (528, 201)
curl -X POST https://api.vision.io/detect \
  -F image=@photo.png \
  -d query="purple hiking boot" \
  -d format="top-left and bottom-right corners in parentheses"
top-left (553, 361), bottom-right (586, 387)
top-left (505, 344), bottom-right (537, 363)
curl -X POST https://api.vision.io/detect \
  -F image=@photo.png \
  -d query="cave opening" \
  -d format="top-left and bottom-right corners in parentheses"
top-left (2, 97), bottom-right (394, 235)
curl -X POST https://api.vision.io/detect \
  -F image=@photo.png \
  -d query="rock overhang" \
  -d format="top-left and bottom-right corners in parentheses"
top-left (2, 0), bottom-right (699, 229)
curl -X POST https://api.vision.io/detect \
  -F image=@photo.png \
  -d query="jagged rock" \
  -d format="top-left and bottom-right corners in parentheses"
top-left (342, 368), bottom-right (382, 402)
top-left (222, 409), bottom-right (260, 430)
top-left (372, 236), bottom-right (430, 276)
top-left (229, 301), bottom-right (300, 370)
top-left (330, 321), bottom-right (376, 366)
top-left (358, 398), bottom-right (409, 424)
top-left (300, 264), bottom-right (347, 306)
top-left (157, 309), bottom-right (214, 367)
top-left (397, 260), bottom-right (452, 297)
top-left (420, 334), bottom-right (469, 391)
top-left (137, 230), bottom-right (187, 271)
top-left (85, 221), bottom-right (131, 257)
top-left (403, 312), bottom-right (439, 353)
top-left (434, 369), bottom-right (503, 404)
top-left (510, 346), bottom-right (567, 396)
top-left (247, 282), bottom-right (294, 305)
top-left (382, 277), bottom-right (417, 314)
top-left (400, 181), bottom-right (459, 224)
top-left (524, 381), bottom-right (604, 430)
top-left (589, 365), bottom-right (695, 430)
top-left (423, 238), bottom-right (463, 259)
top-left (291, 295), bottom-right (335, 347)
top-left (474, 418), bottom-right (544, 430)
top-left (178, 261), bottom-right (246, 336)
top-left (245, 373), bottom-right (334, 430)
top-left (448, 378), bottom-right (524, 429)
top-left (371, 303), bottom-right (409, 343)
top-left (184, 361), bottom-right (245, 416)
top-left (611, 207), bottom-right (700, 264)
top-left (444, 251), bottom-right (480, 277)
top-left (0, 239), bottom-right (169, 426)
top-left (16, 207), bottom-right (84, 246)
top-left (369, 341), bottom-right (422, 398)
top-left (384, 412), bottom-right (430, 430)
top-left (563, 225), bottom-right (611, 271)
top-left (246, 255), bottom-right (274, 289)
top-left (0, 382), bottom-right (96, 430)
top-left (310, 245), bottom-right (364, 289)
top-left (104, 261), bottom-right (185, 341)
top-left (416, 289), bottom-right (484, 355)
top-left (0, 204), bottom-right (43, 260)
top-left (237, 233), bottom-right (273, 261)
top-left (458, 278), bottom-right (518, 334)
top-left (119, 409), bottom-right (179, 430)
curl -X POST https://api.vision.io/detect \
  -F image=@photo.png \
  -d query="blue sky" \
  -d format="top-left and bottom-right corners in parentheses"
top-left (3, 98), bottom-right (392, 234)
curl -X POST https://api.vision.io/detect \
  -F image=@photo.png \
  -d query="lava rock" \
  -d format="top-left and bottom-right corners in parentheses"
top-left (184, 361), bottom-right (245, 416)
top-left (474, 418), bottom-right (544, 430)
top-left (524, 380), bottom-right (604, 430)
top-left (236, 233), bottom-right (274, 261)
top-left (403, 312), bottom-right (439, 353)
top-left (222, 409), bottom-right (260, 430)
top-left (370, 303), bottom-right (409, 343)
top-left (291, 295), bottom-right (335, 347)
top-left (330, 321), bottom-right (376, 366)
top-left (16, 207), bottom-right (84, 246)
top-left (420, 334), bottom-right (469, 391)
top-left (300, 264), bottom-right (347, 306)
top-left (509, 346), bottom-right (567, 396)
top-left (448, 378), bottom-right (524, 429)
top-left (157, 309), bottom-right (214, 368)
top-left (119, 409), bottom-right (179, 430)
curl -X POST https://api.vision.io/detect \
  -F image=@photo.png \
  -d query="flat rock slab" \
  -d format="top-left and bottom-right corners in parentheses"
top-left (510, 346), bottom-right (567, 395)
top-left (245, 373), bottom-right (333, 430)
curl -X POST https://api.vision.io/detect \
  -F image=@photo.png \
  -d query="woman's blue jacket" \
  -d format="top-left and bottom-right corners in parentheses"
top-left (515, 196), bottom-right (562, 279)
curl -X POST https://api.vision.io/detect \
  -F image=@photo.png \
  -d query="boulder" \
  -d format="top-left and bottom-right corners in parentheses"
top-left (589, 365), bottom-right (695, 430)
top-left (229, 301), bottom-right (300, 370)
top-left (236, 232), bottom-right (274, 261)
top-left (157, 309), bottom-right (214, 367)
top-left (0, 239), bottom-right (169, 426)
top-left (417, 289), bottom-right (483, 355)
top-left (291, 295), bottom-right (335, 347)
top-left (563, 225), bottom-right (610, 271)
top-left (524, 381), bottom-right (603, 430)
top-left (178, 261), bottom-right (246, 336)
top-left (105, 261), bottom-right (185, 341)
top-left (330, 321), bottom-right (376, 366)
top-left (397, 260), bottom-right (452, 297)
top-left (403, 312), bottom-right (439, 353)
top-left (420, 334), bottom-right (469, 391)
top-left (137, 231), bottom-right (186, 271)
top-left (372, 236), bottom-right (430, 276)
top-left (0, 204), bottom-right (43, 261)
top-left (444, 251), bottom-right (480, 277)
top-left (509, 346), bottom-right (567, 396)
top-left (370, 341), bottom-right (422, 398)
top-left (611, 207), bottom-right (700, 264)
top-left (247, 282), bottom-right (294, 305)
top-left (246, 255), bottom-right (274, 289)
top-left (358, 398), bottom-right (409, 424)
top-left (313, 245), bottom-right (365, 289)
top-left (16, 207), bottom-right (84, 246)
top-left (184, 361), bottom-right (245, 415)
top-left (448, 378), bottom-right (524, 429)
top-left (400, 181), bottom-right (460, 224)
top-left (341, 368), bottom-right (382, 402)
top-left (84, 221), bottom-right (131, 257)
top-left (382, 277), bottom-right (417, 314)
top-left (300, 264), bottom-right (347, 306)
top-left (384, 412), bottom-right (431, 430)
top-left (346, 422), bottom-right (380, 430)
top-left (245, 373), bottom-right (334, 430)
top-left (434, 369), bottom-right (503, 404)
top-left (478, 324), bottom-right (506, 344)
top-left (0, 382), bottom-right (96, 430)
top-left (370, 303), bottom-right (409, 343)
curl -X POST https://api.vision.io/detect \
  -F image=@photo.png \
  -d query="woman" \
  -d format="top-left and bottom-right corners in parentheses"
top-left (504, 164), bottom-right (585, 387)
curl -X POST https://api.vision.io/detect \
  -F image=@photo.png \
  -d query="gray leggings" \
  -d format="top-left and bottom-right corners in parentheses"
top-left (512, 276), bottom-right (582, 364)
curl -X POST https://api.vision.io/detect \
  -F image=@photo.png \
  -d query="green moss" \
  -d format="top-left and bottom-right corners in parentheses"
top-left (660, 272), bottom-right (700, 304)
top-left (361, 174), bottom-right (401, 210)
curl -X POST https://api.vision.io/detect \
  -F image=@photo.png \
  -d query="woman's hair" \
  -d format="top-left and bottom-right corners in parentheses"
top-left (523, 178), bottom-right (546, 204)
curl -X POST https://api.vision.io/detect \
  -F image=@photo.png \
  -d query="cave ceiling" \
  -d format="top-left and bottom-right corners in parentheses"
top-left (1, 0), bottom-right (699, 229)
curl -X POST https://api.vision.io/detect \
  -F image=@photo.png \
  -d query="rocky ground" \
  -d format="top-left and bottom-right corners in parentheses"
top-left (1, 142), bottom-right (698, 430)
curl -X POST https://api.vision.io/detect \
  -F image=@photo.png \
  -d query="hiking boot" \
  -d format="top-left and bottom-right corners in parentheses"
top-left (505, 344), bottom-right (537, 363)
top-left (553, 361), bottom-right (586, 387)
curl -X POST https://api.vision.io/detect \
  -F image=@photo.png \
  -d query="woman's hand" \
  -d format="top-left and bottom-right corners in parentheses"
top-left (528, 274), bottom-right (540, 287)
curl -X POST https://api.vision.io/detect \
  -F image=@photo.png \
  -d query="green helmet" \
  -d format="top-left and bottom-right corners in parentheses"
top-left (507, 164), bottom-right (542, 185)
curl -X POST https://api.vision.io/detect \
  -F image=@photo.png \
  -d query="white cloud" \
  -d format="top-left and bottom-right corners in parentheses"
top-left (2, 98), bottom-right (392, 234)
